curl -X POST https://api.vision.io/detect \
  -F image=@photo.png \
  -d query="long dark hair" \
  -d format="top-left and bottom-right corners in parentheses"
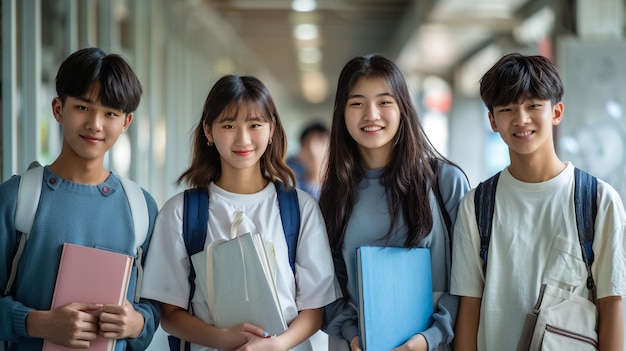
top-left (319, 54), bottom-right (447, 252)
top-left (178, 75), bottom-right (295, 190)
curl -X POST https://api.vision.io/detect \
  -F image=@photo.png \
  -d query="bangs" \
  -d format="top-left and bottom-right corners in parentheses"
top-left (487, 55), bottom-right (562, 108)
top-left (216, 100), bottom-right (273, 123)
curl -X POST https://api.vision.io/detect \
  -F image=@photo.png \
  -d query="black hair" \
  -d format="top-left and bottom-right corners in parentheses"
top-left (319, 54), bottom-right (456, 251)
top-left (55, 47), bottom-right (142, 113)
top-left (479, 53), bottom-right (564, 114)
top-left (299, 122), bottom-right (329, 144)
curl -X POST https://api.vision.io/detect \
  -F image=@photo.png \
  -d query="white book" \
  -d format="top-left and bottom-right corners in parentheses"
top-left (191, 232), bottom-right (312, 351)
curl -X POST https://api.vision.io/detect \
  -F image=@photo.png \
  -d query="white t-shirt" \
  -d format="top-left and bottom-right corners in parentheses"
top-left (141, 182), bottom-right (339, 351)
top-left (451, 163), bottom-right (626, 351)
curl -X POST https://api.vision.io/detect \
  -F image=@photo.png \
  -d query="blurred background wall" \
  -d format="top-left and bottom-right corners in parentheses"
top-left (4, 0), bottom-right (625, 202)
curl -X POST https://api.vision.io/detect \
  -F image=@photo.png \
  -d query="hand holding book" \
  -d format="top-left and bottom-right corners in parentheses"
top-left (98, 299), bottom-right (145, 340)
top-left (42, 243), bottom-right (134, 351)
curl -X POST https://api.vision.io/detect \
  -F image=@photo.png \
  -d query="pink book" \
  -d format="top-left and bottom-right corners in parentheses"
top-left (43, 243), bottom-right (134, 351)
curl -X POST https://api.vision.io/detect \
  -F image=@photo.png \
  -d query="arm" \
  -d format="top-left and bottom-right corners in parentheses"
top-left (277, 308), bottom-right (322, 347)
top-left (120, 191), bottom-right (162, 350)
top-left (598, 296), bottom-right (623, 351)
top-left (322, 298), bottom-right (359, 344)
top-left (320, 251), bottom-right (358, 343)
top-left (161, 303), bottom-right (269, 351)
top-left (25, 303), bottom-right (101, 347)
top-left (414, 293), bottom-right (459, 351)
top-left (0, 179), bottom-right (25, 342)
top-left (453, 296), bottom-right (481, 351)
top-left (409, 162), bottom-right (469, 351)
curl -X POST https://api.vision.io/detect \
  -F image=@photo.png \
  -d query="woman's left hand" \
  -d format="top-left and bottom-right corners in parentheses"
top-left (390, 334), bottom-right (428, 351)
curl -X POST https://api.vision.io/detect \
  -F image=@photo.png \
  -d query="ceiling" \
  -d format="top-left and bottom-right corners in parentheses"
top-left (182, 0), bottom-right (546, 108)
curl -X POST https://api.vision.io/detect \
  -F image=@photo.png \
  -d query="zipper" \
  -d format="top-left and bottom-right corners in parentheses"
top-left (545, 324), bottom-right (598, 348)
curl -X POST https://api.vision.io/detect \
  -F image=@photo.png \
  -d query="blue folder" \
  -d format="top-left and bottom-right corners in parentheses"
top-left (356, 246), bottom-right (433, 350)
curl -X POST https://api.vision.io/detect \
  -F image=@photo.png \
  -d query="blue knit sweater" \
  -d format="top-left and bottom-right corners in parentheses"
top-left (0, 166), bottom-right (160, 351)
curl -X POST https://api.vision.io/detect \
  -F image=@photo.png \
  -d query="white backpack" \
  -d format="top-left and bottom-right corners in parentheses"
top-left (4, 164), bottom-right (149, 303)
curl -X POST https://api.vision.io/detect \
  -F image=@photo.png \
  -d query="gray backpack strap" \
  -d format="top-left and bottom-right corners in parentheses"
top-left (5, 166), bottom-right (44, 296)
top-left (119, 176), bottom-right (149, 303)
top-left (15, 166), bottom-right (44, 234)
top-left (6, 169), bottom-right (149, 303)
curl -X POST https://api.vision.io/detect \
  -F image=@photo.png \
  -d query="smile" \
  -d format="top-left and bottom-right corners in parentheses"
top-left (514, 131), bottom-right (534, 137)
top-left (233, 150), bottom-right (253, 156)
top-left (81, 135), bottom-right (102, 143)
top-left (362, 125), bottom-right (383, 132)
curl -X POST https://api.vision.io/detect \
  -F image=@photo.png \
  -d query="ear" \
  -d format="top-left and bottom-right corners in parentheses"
top-left (269, 121), bottom-right (275, 143)
top-left (488, 111), bottom-right (498, 132)
top-left (51, 97), bottom-right (63, 123)
top-left (203, 122), bottom-right (213, 144)
top-left (552, 102), bottom-right (564, 126)
top-left (123, 113), bottom-right (133, 131)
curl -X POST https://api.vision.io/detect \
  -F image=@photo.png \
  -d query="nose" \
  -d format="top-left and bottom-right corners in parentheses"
top-left (85, 111), bottom-right (104, 132)
top-left (512, 109), bottom-right (531, 126)
top-left (235, 127), bottom-right (251, 146)
top-left (363, 103), bottom-right (380, 121)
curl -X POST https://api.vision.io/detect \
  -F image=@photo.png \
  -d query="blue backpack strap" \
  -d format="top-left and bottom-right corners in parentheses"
top-left (574, 167), bottom-right (597, 292)
top-left (275, 181), bottom-right (300, 274)
top-left (182, 188), bottom-right (209, 306)
top-left (168, 188), bottom-right (209, 351)
top-left (473, 172), bottom-right (500, 277)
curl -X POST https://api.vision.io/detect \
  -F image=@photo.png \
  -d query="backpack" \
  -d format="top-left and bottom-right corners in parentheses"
top-left (473, 167), bottom-right (597, 291)
top-left (474, 167), bottom-right (600, 350)
top-left (3, 164), bottom-right (150, 303)
top-left (167, 182), bottom-right (301, 351)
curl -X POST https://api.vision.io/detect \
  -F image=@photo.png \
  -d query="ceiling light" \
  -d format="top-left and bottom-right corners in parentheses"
top-left (300, 71), bottom-right (328, 103)
top-left (294, 23), bottom-right (319, 41)
top-left (298, 47), bottom-right (322, 64)
top-left (292, 0), bottom-right (316, 12)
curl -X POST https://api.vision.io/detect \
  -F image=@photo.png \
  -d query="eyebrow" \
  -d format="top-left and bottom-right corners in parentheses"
top-left (216, 114), bottom-right (267, 123)
top-left (347, 92), bottom-right (394, 99)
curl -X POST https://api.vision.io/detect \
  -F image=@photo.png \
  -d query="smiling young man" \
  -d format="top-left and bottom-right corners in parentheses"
top-left (451, 53), bottom-right (626, 351)
top-left (0, 47), bottom-right (160, 351)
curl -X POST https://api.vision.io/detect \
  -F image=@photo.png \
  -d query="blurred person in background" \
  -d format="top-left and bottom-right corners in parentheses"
top-left (287, 122), bottom-right (330, 200)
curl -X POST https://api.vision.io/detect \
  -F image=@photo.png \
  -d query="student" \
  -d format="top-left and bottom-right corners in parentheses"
top-left (0, 47), bottom-right (160, 350)
top-left (451, 53), bottom-right (625, 350)
top-left (320, 54), bottom-right (469, 351)
top-left (286, 122), bottom-right (330, 200)
top-left (140, 75), bottom-right (338, 351)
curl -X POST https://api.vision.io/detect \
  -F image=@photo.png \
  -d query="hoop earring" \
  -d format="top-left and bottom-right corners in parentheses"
top-left (207, 141), bottom-right (214, 146)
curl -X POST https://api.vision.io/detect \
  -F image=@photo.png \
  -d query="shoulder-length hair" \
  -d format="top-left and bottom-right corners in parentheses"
top-left (178, 75), bottom-right (295, 191)
top-left (319, 54), bottom-right (446, 252)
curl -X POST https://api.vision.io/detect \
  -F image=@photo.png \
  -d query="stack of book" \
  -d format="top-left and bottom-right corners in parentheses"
top-left (192, 232), bottom-right (312, 351)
